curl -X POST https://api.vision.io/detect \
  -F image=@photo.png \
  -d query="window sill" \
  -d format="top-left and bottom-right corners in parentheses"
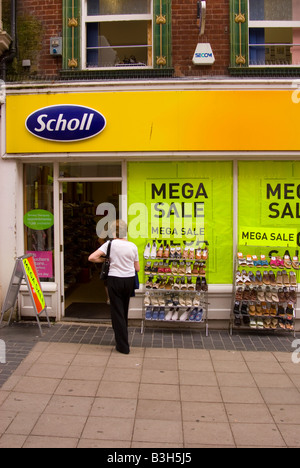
top-left (229, 66), bottom-right (300, 77)
top-left (60, 68), bottom-right (174, 80)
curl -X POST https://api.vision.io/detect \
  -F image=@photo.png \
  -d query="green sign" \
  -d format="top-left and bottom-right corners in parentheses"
top-left (239, 161), bottom-right (300, 250)
top-left (24, 209), bottom-right (54, 230)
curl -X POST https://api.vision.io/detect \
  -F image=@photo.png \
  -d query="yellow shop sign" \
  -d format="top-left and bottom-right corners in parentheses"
top-left (5, 90), bottom-right (300, 154)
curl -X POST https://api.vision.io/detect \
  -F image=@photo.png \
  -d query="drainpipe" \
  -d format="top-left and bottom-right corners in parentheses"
top-left (0, 0), bottom-right (17, 81)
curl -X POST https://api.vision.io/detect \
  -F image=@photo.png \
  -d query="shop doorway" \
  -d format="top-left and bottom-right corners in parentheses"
top-left (61, 181), bottom-right (121, 321)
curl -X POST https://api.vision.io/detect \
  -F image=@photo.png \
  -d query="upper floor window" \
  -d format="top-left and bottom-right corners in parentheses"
top-left (248, 0), bottom-right (300, 67)
top-left (82, 0), bottom-right (153, 69)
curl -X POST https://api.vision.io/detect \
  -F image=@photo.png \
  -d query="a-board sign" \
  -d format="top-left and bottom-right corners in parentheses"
top-left (0, 254), bottom-right (50, 335)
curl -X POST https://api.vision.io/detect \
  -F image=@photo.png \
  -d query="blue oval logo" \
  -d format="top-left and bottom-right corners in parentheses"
top-left (25, 105), bottom-right (106, 142)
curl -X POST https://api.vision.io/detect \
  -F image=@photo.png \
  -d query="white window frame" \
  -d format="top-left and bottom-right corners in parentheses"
top-left (248, 0), bottom-right (300, 68)
top-left (81, 0), bottom-right (154, 70)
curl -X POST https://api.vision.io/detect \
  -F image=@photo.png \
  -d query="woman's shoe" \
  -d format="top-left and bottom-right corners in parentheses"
top-left (144, 243), bottom-right (151, 259)
top-left (172, 308), bottom-right (179, 321)
top-left (150, 242), bottom-right (157, 259)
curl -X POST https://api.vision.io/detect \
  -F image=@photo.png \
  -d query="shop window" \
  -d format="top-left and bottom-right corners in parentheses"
top-left (83, 0), bottom-right (153, 69)
top-left (230, 0), bottom-right (300, 73)
top-left (23, 165), bottom-right (54, 282)
top-left (127, 161), bottom-right (233, 285)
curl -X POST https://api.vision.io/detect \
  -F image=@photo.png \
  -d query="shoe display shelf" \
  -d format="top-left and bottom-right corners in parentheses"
top-left (230, 249), bottom-right (299, 337)
top-left (141, 241), bottom-right (209, 336)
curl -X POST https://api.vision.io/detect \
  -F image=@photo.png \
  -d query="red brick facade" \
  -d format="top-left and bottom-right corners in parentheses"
top-left (17, 0), bottom-right (63, 77)
top-left (3, 0), bottom-right (230, 79)
top-left (172, 0), bottom-right (230, 77)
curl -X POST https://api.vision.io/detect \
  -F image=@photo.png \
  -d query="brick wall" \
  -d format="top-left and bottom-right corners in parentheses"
top-left (172, 0), bottom-right (230, 77)
top-left (3, 0), bottom-right (230, 79)
top-left (18, 0), bottom-right (63, 77)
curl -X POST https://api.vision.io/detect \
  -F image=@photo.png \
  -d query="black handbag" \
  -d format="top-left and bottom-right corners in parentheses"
top-left (99, 241), bottom-right (112, 280)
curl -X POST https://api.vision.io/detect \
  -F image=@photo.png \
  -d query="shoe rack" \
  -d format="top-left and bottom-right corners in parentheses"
top-left (142, 241), bottom-right (209, 336)
top-left (230, 249), bottom-right (298, 336)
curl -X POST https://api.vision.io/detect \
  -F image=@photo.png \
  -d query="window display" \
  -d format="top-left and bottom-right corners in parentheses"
top-left (128, 161), bottom-right (233, 285)
top-left (142, 240), bottom-right (209, 336)
top-left (231, 250), bottom-right (298, 334)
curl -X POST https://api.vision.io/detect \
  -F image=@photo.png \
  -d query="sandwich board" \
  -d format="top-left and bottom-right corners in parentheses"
top-left (0, 254), bottom-right (51, 335)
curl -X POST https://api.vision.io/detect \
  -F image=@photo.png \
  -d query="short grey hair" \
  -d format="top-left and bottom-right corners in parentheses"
top-left (108, 220), bottom-right (128, 239)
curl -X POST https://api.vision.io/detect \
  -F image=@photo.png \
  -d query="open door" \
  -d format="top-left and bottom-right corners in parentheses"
top-left (60, 181), bottom-right (121, 320)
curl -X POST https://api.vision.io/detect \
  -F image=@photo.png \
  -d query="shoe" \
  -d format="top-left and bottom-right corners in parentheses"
top-left (158, 308), bottom-right (165, 320)
top-left (165, 309), bottom-right (173, 321)
top-left (144, 243), bottom-right (151, 259)
top-left (144, 292), bottom-right (151, 306)
top-left (201, 277), bottom-right (208, 292)
top-left (180, 310), bottom-right (189, 321)
top-left (188, 248), bottom-right (195, 259)
top-left (189, 308), bottom-right (198, 321)
top-left (157, 244), bottom-right (164, 258)
top-left (284, 256), bottom-right (292, 269)
top-left (250, 318), bottom-right (257, 329)
top-left (172, 308), bottom-right (179, 321)
top-left (193, 293), bottom-right (201, 307)
top-left (182, 247), bottom-right (189, 259)
top-left (195, 309), bottom-right (203, 322)
top-left (145, 308), bottom-right (153, 320)
top-left (163, 245), bottom-right (170, 258)
top-left (150, 242), bottom-right (157, 259)
top-left (290, 271), bottom-right (297, 286)
top-left (152, 307), bottom-right (159, 320)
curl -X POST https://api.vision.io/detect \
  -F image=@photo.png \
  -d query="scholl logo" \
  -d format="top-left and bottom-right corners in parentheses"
top-left (25, 105), bottom-right (106, 142)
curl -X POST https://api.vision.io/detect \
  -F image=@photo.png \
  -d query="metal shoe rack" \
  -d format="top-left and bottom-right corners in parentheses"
top-left (141, 241), bottom-right (209, 336)
top-left (230, 248), bottom-right (298, 337)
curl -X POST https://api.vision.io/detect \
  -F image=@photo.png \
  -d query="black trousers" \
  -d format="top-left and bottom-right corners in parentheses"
top-left (107, 276), bottom-right (135, 354)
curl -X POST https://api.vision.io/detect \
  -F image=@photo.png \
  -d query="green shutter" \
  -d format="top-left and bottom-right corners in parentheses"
top-left (153, 0), bottom-right (172, 69)
top-left (63, 0), bottom-right (81, 70)
top-left (230, 0), bottom-right (248, 68)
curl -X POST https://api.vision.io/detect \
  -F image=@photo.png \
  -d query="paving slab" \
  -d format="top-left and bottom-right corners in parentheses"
top-left (0, 322), bottom-right (299, 448)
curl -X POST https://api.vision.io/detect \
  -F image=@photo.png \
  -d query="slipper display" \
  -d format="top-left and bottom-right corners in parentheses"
top-left (232, 251), bottom-right (298, 334)
top-left (143, 241), bottom-right (209, 333)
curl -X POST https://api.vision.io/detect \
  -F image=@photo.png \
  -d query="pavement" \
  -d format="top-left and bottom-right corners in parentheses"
top-left (0, 322), bottom-right (299, 448)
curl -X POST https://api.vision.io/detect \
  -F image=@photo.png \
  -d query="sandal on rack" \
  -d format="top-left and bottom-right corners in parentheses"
top-left (290, 271), bottom-right (297, 286)
top-left (187, 277), bottom-right (195, 291)
top-left (146, 276), bottom-right (154, 289)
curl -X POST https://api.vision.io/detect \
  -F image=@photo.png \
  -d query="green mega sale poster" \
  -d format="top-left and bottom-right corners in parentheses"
top-left (127, 161), bottom-right (233, 284)
top-left (238, 161), bottom-right (300, 255)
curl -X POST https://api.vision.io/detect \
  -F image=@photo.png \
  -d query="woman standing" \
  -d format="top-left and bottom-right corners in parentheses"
top-left (88, 220), bottom-right (140, 354)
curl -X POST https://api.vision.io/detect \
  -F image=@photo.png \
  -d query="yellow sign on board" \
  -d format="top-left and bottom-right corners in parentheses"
top-left (239, 227), bottom-right (298, 247)
top-left (5, 90), bottom-right (300, 154)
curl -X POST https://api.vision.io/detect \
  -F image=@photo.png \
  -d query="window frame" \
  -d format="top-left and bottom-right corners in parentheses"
top-left (230, 0), bottom-right (300, 74)
top-left (81, 0), bottom-right (154, 70)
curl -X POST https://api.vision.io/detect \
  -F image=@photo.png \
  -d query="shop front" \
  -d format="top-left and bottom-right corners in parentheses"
top-left (1, 81), bottom-right (300, 329)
